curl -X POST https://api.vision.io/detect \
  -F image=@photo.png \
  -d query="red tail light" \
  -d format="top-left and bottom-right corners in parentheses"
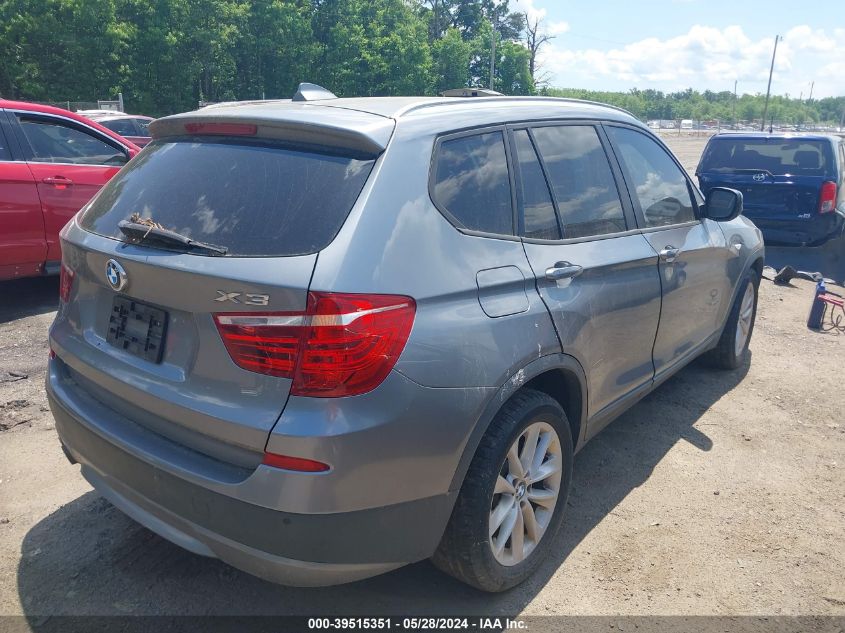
top-left (59, 262), bottom-right (75, 303)
top-left (213, 292), bottom-right (415, 397)
top-left (262, 452), bottom-right (330, 473)
top-left (820, 181), bottom-right (837, 213)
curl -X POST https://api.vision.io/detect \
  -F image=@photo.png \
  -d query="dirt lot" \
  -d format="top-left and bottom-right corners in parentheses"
top-left (1, 136), bottom-right (844, 623)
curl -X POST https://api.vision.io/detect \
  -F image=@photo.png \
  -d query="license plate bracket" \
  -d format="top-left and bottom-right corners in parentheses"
top-left (106, 296), bottom-right (168, 363)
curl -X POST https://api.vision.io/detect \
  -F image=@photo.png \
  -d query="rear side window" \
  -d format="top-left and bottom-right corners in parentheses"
top-left (80, 139), bottom-right (375, 257)
top-left (133, 118), bottom-right (151, 134)
top-left (0, 123), bottom-right (10, 161)
top-left (606, 126), bottom-right (696, 227)
top-left (101, 118), bottom-right (140, 137)
top-left (17, 115), bottom-right (127, 166)
top-left (698, 138), bottom-right (833, 176)
top-left (531, 125), bottom-right (626, 239)
top-left (432, 131), bottom-right (513, 235)
top-left (513, 130), bottom-right (560, 240)
top-left (839, 143), bottom-right (845, 186)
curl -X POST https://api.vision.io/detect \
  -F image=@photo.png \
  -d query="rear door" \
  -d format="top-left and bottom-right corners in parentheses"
top-left (0, 110), bottom-right (48, 279)
top-left (516, 123), bottom-right (662, 422)
top-left (51, 134), bottom-right (378, 458)
top-left (605, 125), bottom-right (733, 377)
top-left (11, 111), bottom-right (130, 262)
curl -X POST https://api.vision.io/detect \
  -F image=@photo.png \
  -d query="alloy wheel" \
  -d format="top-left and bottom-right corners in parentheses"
top-left (489, 421), bottom-right (563, 566)
top-left (734, 283), bottom-right (755, 357)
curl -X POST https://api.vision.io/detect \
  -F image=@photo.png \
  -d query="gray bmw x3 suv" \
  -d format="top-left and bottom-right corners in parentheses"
top-left (47, 87), bottom-right (764, 592)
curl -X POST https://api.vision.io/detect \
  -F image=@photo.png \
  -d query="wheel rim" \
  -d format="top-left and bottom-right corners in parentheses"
top-left (734, 283), bottom-right (755, 357)
top-left (489, 421), bottom-right (562, 566)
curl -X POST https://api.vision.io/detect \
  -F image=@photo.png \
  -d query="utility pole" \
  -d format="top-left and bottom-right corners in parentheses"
top-left (761, 35), bottom-right (781, 132)
top-left (489, 20), bottom-right (497, 91)
top-left (808, 81), bottom-right (814, 102)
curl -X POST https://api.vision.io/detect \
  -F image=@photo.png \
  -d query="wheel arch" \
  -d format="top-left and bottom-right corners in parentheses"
top-left (732, 251), bottom-right (765, 306)
top-left (750, 255), bottom-right (764, 281)
top-left (448, 353), bottom-right (588, 493)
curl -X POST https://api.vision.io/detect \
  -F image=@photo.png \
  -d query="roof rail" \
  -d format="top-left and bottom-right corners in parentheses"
top-left (292, 83), bottom-right (338, 102)
top-left (396, 95), bottom-right (638, 121)
top-left (440, 88), bottom-right (503, 97)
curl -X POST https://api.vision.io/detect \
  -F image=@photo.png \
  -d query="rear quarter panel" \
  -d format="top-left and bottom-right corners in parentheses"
top-left (271, 118), bottom-right (564, 505)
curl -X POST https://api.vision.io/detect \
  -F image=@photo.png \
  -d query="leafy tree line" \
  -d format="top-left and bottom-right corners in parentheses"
top-left (543, 87), bottom-right (845, 127)
top-left (0, 0), bottom-right (534, 116)
top-left (1, 0), bottom-right (842, 125)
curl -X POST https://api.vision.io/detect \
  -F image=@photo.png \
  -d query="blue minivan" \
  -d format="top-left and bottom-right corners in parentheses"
top-left (697, 133), bottom-right (845, 246)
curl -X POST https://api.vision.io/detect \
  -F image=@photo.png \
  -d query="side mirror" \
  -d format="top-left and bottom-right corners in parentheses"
top-left (703, 187), bottom-right (743, 222)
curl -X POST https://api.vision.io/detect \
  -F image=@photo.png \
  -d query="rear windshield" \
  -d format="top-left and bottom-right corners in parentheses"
top-left (79, 139), bottom-right (375, 256)
top-left (698, 138), bottom-right (832, 176)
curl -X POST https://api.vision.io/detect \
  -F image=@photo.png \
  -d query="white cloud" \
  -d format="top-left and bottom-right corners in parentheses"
top-left (547, 21), bottom-right (570, 36)
top-left (540, 24), bottom-right (845, 97)
top-left (510, 0), bottom-right (543, 20)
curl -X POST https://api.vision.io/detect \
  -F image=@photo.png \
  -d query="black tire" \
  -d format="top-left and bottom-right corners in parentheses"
top-left (705, 269), bottom-right (759, 370)
top-left (432, 389), bottom-right (574, 592)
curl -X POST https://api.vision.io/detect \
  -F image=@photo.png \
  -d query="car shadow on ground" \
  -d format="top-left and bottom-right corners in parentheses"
top-left (0, 277), bottom-right (59, 325)
top-left (16, 355), bottom-right (749, 618)
top-left (765, 232), bottom-right (845, 286)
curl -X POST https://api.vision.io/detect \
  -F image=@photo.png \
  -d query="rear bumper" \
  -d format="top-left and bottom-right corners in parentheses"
top-left (46, 358), bottom-right (458, 586)
top-left (747, 212), bottom-right (844, 246)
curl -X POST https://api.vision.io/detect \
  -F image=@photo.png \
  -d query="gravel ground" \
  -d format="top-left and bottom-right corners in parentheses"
top-left (0, 137), bottom-right (844, 624)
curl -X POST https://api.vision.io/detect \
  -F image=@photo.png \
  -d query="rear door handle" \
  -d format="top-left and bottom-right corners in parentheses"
top-left (659, 246), bottom-right (680, 263)
top-left (42, 176), bottom-right (74, 188)
top-left (545, 261), bottom-right (583, 281)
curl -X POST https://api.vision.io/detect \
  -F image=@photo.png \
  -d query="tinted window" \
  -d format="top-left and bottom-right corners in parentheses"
top-left (133, 118), bottom-right (151, 135)
top-left (513, 130), bottom-right (560, 240)
top-left (101, 118), bottom-right (140, 137)
top-left (531, 125), bottom-right (626, 238)
top-left (17, 116), bottom-right (126, 165)
top-left (607, 127), bottom-right (696, 228)
top-left (433, 131), bottom-right (513, 235)
top-left (80, 139), bottom-right (375, 257)
top-left (839, 143), bottom-right (845, 186)
top-left (698, 137), bottom-right (833, 177)
top-left (0, 125), bottom-right (10, 161)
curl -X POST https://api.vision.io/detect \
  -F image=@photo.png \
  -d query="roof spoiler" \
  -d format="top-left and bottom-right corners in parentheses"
top-left (149, 107), bottom-right (393, 156)
top-left (292, 82), bottom-right (338, 102)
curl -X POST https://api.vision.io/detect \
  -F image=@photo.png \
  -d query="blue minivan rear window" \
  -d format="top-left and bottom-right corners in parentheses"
top-left (698, 138), bottom-right (832, 177)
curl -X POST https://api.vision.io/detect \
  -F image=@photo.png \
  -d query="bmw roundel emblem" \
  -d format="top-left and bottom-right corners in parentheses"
top-left (105, 259), bottom-right (128, 291)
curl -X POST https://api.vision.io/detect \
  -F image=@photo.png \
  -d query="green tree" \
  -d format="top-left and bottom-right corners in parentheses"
top-left (2, 0), bottom-right (841, 123)
top-left (494, 40), bottom-right (532, 95)
top-left (315, 0), bottom-right (432, 96)
top-left (432, 27), bottom-right (472, 92)
top-left (0, 0), bottom-right (129, 101)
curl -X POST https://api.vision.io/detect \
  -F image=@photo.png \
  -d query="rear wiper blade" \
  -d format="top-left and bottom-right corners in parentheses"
top-left (118, 220), bottom-right (228, 256)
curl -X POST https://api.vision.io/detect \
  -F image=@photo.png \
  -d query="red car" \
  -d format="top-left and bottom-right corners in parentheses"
top-left (0, 100), bottom-right (140, 281)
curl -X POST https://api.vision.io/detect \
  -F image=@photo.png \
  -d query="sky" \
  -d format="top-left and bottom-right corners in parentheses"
top-left (511, 0), bottom-right (845, 98)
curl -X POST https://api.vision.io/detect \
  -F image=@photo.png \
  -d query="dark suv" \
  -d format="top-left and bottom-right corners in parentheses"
top-left (47, 88), bottom-right (764, 591)
top-left (697, 133), bottom-right (845, 246)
